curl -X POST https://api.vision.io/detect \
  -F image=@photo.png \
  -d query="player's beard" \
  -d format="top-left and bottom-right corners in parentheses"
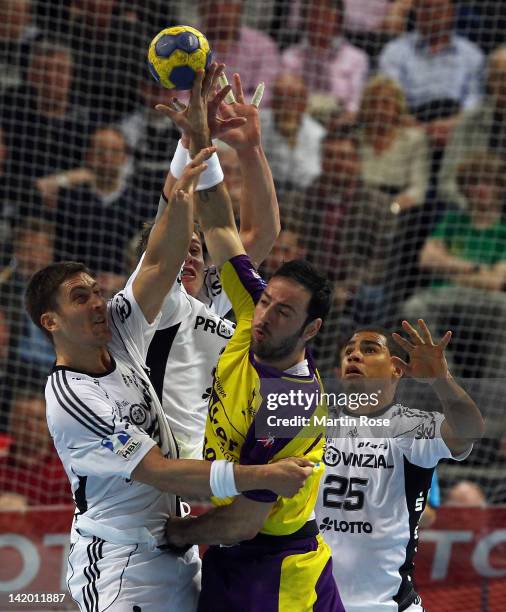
top-left (252, 325), bottom-right (304, 364)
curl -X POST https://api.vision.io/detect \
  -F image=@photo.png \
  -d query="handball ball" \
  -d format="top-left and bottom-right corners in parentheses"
top-left (148, 25), bottom-right (212, 90)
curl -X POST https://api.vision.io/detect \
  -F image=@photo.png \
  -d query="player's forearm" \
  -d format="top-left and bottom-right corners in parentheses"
top-left (432, 375), bottom-right (484, 442)
top-left (195, 184), bottom-right (245, 267)
top-left (155, 173), bottom-right (178, 221)
top-left (169, 506), bottom-right (257, 546)
top-left (144, 191), bottom-right (193, 275)
top-left (237, 146), bottom-right (280, 267)
top-left (135, 454), bottom-right (273, 499)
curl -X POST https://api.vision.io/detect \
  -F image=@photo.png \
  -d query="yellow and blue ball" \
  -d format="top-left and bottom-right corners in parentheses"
top-left (147, 26), bottom-right (212, 90)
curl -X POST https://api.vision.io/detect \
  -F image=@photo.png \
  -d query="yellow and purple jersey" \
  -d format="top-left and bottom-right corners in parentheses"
top-left (203, 255), bottom-right (327, 536)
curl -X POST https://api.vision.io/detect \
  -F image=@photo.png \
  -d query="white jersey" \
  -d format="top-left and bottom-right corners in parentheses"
top-left (129, 261), bottom-right (235, 459)
top-left (197, 264), bottom-right (232, 316)
top-left (315, 403), bottom-right (472, 612)
top-left (45, 284), bottom-right (178, 547)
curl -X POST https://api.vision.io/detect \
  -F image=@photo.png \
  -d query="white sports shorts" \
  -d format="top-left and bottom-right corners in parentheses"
top-left (67, 534), bottom-right (201, 611)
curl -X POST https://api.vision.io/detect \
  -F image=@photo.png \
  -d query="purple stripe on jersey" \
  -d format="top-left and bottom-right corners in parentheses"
top-left (314, 557), bottom-right (345, 612)
top-left (198, 537), bottom-right (341, 612)
top-left (228, 254), bottom-right (266, 305)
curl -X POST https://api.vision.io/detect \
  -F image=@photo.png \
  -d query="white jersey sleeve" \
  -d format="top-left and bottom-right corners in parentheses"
top-left (109, 283), bottom-right (162, 362)
top-left (392, 407), bottom-right (472, 468)
top-left (46, 372), bottom-right (156, 480)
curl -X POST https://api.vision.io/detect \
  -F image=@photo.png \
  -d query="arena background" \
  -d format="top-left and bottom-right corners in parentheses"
top-left (0, 1), bottom-right (505, 610)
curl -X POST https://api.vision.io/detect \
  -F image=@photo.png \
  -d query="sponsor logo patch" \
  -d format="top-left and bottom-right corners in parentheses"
top-left (102, 430), bottom-right (141, 459)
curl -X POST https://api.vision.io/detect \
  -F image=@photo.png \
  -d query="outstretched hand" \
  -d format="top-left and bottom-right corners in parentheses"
top-left (155, 62), bottom-right (246, 143)
top-left (392, 319), bottom-right (452, 382)
top-left (216, 73), bottom-right (263, 151)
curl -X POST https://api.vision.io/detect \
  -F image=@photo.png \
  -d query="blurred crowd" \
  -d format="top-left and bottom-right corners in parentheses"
top-left (1, 0), bottom-right (506, 507)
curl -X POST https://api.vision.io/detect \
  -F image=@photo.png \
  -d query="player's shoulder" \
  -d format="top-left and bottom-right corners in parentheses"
top-left (388, 403), bottom-right (441, 439)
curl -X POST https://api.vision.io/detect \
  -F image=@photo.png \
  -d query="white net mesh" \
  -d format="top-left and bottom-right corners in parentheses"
top-left (0, 0), bottom-right (505, 581)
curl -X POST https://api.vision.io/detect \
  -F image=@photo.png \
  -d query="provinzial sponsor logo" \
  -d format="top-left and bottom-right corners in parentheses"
top-left (319, 517), bottom-right (373, 534)
top-left (324, 446), bottom-right (394, 469)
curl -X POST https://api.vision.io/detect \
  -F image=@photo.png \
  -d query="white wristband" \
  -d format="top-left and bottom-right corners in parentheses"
top-left (170, 139), bottom-right (189, 179)
top-left (210, 460), bottom-right (240, 498)
top-left (195, 152), bottom-right (224, 192)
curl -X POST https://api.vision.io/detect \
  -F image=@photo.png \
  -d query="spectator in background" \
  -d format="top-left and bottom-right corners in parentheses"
top-left (379, 0), bottom-right (484, 152)
top-left (445, 480), bottom-right (487, 507)
top-left (403, 151), bottom-right (506, 378)
top-left (0, 0), bottom-right (41, 94)
top-left (282, 0), bottom-right (368, 123)
top-left (288, 130), bottom-right (394, 373)
top-left (343, 0), bottom-right (414, 37)
top-left (120, 73), bottom-right (180, 211)
top-left (62, 0), bottom-right (145, 123)
top-left (1, 41), bottom-right (89, 213)
top-left (260, 223), bottom-right (306, 280)
top-left (439, 46), bottom-right (506, 209)
top-left (0, 218), bottom-right (55, 386)
top-left (357, 75), bottom-right (429, 212)
top-left (0, 388), bottom-right (70, 509)
top-left (51, 126), bottom-right (145, 295)
top-left (261, 73), bottom-right (325, 198)
top-left (199, 0), bottom-right (280, 106)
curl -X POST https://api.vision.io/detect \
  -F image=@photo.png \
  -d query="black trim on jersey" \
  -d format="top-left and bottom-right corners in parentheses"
top-left (51, 373), bottom-right (112, 439)
top-left (74, 475), bottom-right (88, 515)
top-left (82, 536), bottom-right (103, 612)
top-left (51, 355), bottom-right (117, 378)
top-left (394, 457), bottom-right (434, 612)
top-left (303, 432), bottom-right (323, 456)
top-left (146, 323), bottom-right (181, 402)
top-left (62, 371), bottom-right (115, 434)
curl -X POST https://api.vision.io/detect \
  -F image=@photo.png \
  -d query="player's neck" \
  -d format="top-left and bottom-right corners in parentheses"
top-left (55, 344), bottom-right (113, 375)
top-left (255, 348), bottom-right (306, 373)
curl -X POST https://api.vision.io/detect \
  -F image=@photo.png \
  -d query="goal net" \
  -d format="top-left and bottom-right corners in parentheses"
top-left (0, 0), bottom-right (505, 608)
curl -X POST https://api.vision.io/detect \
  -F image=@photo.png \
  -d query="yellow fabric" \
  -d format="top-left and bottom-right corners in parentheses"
top-left (204, 258), bottom-right (327, 536)
top-left (279, 534), bottom-right (332, 611)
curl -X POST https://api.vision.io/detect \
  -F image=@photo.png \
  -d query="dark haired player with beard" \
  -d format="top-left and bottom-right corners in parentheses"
top-left (315, 321), bottom-right (484, 612)
top-left (163, 70), bottom-right (342, 610)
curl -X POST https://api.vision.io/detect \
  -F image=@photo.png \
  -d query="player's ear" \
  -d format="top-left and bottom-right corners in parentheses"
top-left (303, 317), bottom-right (322, 342)
top-left (40, 311), bottom-right (58, 335)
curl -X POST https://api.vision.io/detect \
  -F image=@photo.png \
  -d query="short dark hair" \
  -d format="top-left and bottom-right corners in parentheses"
top-left (272, 259), bottom-right (332, 323)
top-left (344, 326), bottom-right (407, 361)
top-left (25, 261), bottom-right (93, 342)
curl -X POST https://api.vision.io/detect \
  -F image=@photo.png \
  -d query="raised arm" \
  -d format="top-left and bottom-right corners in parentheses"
top-left (392, 319), bottom-right (484, 456)
top-left (132, 147), bottom-right (212, 323)
top-left (218, 74), bottom-right (280, 267)
top-left (156, 68), bottom-right (246, 268)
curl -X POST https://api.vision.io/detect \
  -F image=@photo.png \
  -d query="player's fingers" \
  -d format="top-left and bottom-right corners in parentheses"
top-left (208, 62), bottom-right (225, 97)
top-left (191, 145), bottom-right (216, 165)
top-left (218, 73), bottom-right (236, 104)
top-left (391, 356), bottom-right (410, 374)
top-left (155, 104), bottom-right (189, 131)
top-left (439, 330), bottom-right (452, 350)
top-left (233, 73), bottom-right (246, 104)
top-left (192, 69), bottom-right (205, 99)
top-left (212, 84), bottom-right (233, 110)
top-left (417, 319), bottom-right (434, 344)
top-left (216, 117), bottom-right (247, 132)
top-left (251, 82), bottom-right (265, 108)
top-left (171, 97), bottom-right (187, 112)
top-left (401, 319), bottom-right (424, 345)
top-left (391, 332), bottom-right (415, 353)
top-left (174, 188), bottom-right (191, 203)
top-left (290, 457), bottom-right (315, 468)
top-left (202, 61), bottom-right (217, 98)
